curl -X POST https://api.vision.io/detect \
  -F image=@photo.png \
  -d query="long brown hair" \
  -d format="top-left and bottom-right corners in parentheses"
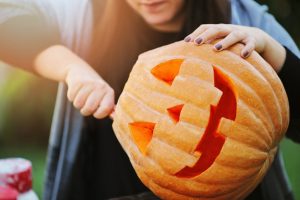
top-left (182, 0), bottom-right (231, 37)
top-left (89, 0), bottom-right (231, 64)
top-left (88, 0), bottom-right (231, 96)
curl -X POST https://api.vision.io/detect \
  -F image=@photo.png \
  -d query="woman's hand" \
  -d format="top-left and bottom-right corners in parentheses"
top-left (34, 45), bottom-right (115, 119)
top-left (65, 65), bottom-right (115, 119)
top-left (184, 24), bottom-right (286, 72)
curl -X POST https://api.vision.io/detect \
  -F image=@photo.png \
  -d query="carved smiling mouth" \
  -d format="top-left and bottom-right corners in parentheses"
top-left (129, 59), bottom-right (237, 178)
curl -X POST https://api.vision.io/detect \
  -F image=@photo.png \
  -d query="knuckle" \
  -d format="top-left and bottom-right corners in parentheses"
top-left (95, 83), bottom-right (107, 91)
top-left (206, 27), bottom-right (215, 32)
top-left (196, 24), bottom-right (210, 33)
top-left (107, 88), bottom-right (115, 96)
top-left (83, 106), bottom-right (96, 115)
top-left (248, 41), bottom-right (256, 48)
top-left (71, 80), bottom-right (83, 88)
top-left (102, 105), bottom-right (112, 114)
top-left (248, 37), bottom-right (256, 45)
top-left (80, 109), bottom-right (90, 116)
top-left (213, 26), bottom-right (222, 32)
top-left (74, 98), bottom-right (84, 109)
top-left (232, 30), bottom-right (245, 38)
top-left (199, 24), bottom-right (209, 29)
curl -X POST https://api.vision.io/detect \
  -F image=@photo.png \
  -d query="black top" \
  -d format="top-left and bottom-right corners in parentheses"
top-left (66, 9), bottom-right (180, 199)
top-left (279, 47), bottom-right (300, 143)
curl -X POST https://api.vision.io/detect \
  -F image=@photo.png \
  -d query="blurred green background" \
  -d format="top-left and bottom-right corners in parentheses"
top-left (0, 0), bottom-right (299, 199)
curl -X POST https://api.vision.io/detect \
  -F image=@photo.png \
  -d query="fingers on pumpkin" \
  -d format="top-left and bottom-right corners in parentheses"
top-left (184, 24), bottom-right (210, 42)
top-left (213, 31), bottom-right (247, 51)
top-left (93, 89), bottom-right (115, 119)
top-left (241, 37), bottom-right (256, 58)
top-left (194, 27), bottom-right (230, 45)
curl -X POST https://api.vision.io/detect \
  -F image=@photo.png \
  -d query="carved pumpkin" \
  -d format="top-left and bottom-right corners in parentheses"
top-left (112, 41), bottom-right (289, 200)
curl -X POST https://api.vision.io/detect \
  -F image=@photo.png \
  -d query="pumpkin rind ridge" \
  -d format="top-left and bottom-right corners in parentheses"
top-left (112, 41), bottom-right (289, 200)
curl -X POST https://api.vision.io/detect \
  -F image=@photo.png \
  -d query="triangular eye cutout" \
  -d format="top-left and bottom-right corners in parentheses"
top-left (151, 59), bottom-right (184, 85)
top-left (167, 104), bottom-right (184, 123)
top-left (129, 122), bottom-right (156, 154)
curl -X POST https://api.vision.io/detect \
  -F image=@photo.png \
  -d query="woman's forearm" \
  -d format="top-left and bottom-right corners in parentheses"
top-left (261, 31), bottom-right (286, 73)
top-left (33, 45), bottom-right (96, 82)
top-left (33, 44), bottom-right (115, 119)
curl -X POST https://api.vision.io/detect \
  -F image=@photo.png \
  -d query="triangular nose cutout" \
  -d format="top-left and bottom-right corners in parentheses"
top-left (167, 104), bottom-right (184, 123)
top-left (129, 122), bottom-right (156, 154)
top-left (151, 59), bottom-right (184, 85)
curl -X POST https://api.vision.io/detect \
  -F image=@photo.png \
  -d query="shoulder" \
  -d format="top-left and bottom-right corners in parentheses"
top-left (231, 0), bottom-right (269, 26)
top-left (45, 0), bottom-right (94, 56)
top-left (231, 0), bottom-right (300, 57)
top-left (0, 0), bottom-right (93, 57)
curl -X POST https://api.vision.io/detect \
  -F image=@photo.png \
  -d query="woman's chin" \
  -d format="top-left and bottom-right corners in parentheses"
top-left (143, 15), bottom-right (174, 30)
top-left (143, 15), bottom-right (170, 25)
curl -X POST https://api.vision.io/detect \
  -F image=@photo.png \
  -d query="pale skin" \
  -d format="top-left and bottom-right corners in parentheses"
top-left (33, 0), bottom-right (286, 119)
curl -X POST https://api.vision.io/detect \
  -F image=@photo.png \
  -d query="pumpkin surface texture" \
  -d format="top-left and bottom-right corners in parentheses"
top-left (112, 41), bottom-right (289, 200)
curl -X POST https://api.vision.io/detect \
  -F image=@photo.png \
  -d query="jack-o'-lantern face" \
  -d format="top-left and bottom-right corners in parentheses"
top-left (113, 41), bottom-right (289, 200)
top-left (129, 58), bottom-right (237, 178)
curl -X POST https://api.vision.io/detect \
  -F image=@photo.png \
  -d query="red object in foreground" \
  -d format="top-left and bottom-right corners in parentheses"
top-left (0, 158), bottom-right (32, 193)
top-left (0, 186), bottom-right (18, 200)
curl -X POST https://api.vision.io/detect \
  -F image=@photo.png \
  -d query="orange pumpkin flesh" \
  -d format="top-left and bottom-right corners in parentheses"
top-left (113, 41), bottom-right (289, 200)
top-left (151, 59), bottom-right (183, 85)
top-left (176, 66), bottom-right (237, 178)
top-left (129, 122), bottom-right (155, 154)
top-left (167, 104), bottom-right (184, 123)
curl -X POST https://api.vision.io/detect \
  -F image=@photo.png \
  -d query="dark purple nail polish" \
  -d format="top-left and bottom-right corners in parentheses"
top-left (195, 37), bottom-right (203, 44)
top-left (243, 51), bottom-right (249, 58)
top-left (184, 36), bottom-right (191, 42)
top-left (215, 44), bottom-right (222, 50)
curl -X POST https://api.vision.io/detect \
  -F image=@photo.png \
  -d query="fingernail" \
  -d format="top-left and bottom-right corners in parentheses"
top-left (215, 44), bottom-right (222, 51)
top-left (243, 51), bottom-right (249, 58)
top-left (195, 37), bottom-right (203, 45)
top-left (184, 36), bottom-right (191, 42)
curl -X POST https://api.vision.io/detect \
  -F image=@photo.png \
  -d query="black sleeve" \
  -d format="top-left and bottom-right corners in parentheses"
top-left (278, 47), bottom-right (300, 143)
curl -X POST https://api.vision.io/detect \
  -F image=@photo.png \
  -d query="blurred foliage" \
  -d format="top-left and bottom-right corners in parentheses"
top-left (281, 139), bottom-right (300, 200)
top-left (0, 65), bottom-right (56, 146)
top-left (0, 63), bottom-right (55, 196)
top-left (257, 0), bottom-right (300, 45)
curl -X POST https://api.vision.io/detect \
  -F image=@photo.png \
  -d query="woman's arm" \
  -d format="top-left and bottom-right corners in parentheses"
top-left (0, 1), bottom-right (114, 119)
top-left (184, 24), bottom-right (286, 72)
top-left (34, 45), bottom-right (115, 119)
top-left (0, 7), bottom-right (60, 71)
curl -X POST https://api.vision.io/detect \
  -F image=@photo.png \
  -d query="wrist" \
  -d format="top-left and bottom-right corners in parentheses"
top-left (34, 45), bottom-right (94, 82)
top-left (260, 33), bottom-right (286, 73)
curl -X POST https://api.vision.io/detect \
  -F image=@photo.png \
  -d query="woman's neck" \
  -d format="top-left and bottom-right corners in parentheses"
top-left (148, 5), bottom-right (186, 33)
